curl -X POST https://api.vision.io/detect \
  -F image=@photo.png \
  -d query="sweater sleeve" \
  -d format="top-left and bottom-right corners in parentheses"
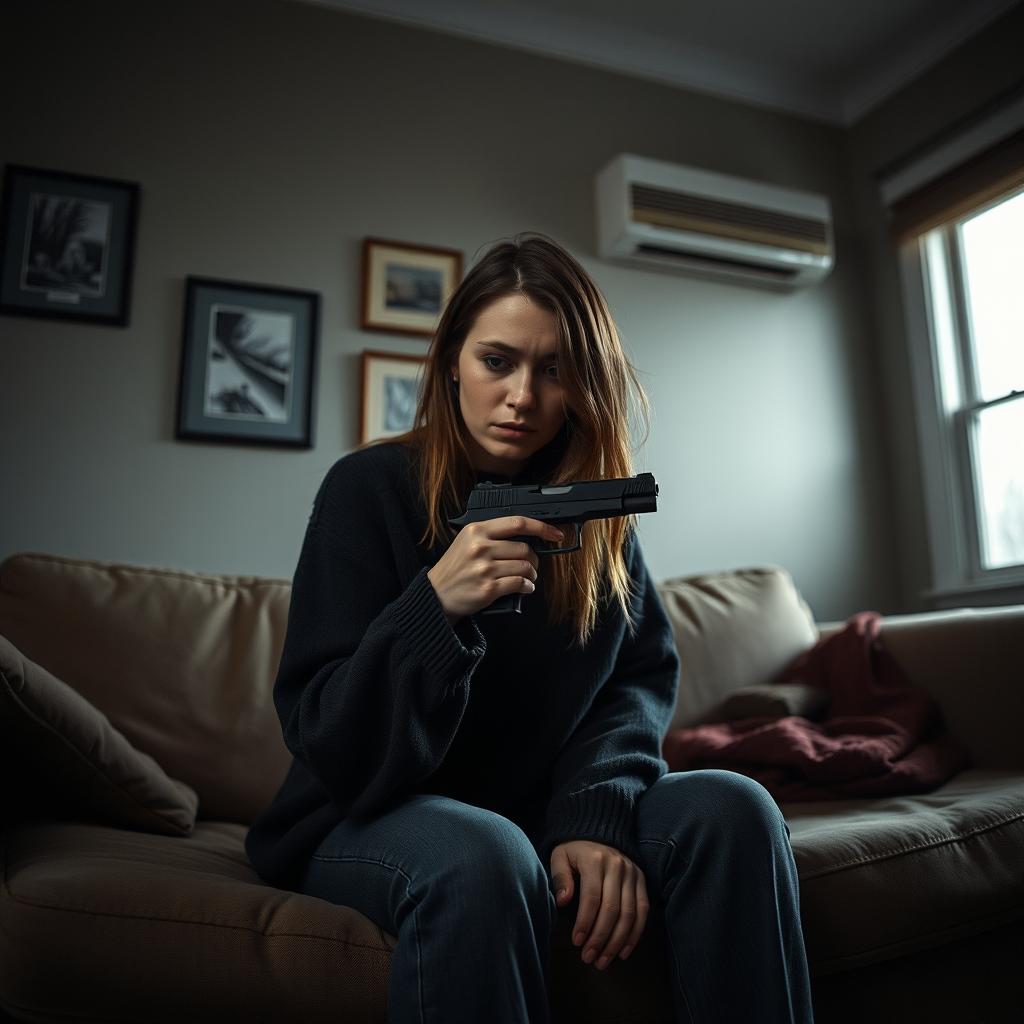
top-left (536, 533), bottom-right (680, 867)
top-left (272, 453), bottom-right (486, 819)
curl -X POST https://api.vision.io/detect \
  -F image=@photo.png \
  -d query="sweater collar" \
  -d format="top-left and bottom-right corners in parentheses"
top-left (473, 431), bottom-right (568, 487)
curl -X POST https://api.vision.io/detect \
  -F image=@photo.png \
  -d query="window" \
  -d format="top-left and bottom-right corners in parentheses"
top-left (913, 186), bottom-right (1024, 592)
top-left (884, 114), bottom-right (1024, 602)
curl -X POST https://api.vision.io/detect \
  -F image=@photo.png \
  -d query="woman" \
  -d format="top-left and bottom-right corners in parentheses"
top-left (245, 233), bottom-right (814, 1023)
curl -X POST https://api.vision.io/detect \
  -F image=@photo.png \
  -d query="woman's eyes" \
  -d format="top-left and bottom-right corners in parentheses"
top-left (482, 355), bottom-right (559, 377)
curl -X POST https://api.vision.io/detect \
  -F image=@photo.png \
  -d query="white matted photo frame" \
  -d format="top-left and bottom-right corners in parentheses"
top-left (176, 276), bottom-right (319, 449)
top-left (360, 237), bottom-right (462, 337)
top-left (360, 349), bottom-right (427, 444)
top-left (0, 164), bottom-right (139, 326)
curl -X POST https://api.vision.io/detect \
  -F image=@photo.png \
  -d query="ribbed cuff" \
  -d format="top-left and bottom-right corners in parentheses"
top-left (390, 568), bottom-right (486, 686)
top-left (539, 785), bottom-right (639, 867)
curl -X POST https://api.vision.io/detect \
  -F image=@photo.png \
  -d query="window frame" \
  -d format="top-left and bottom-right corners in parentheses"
top-left (900, 186), bottom-right (1024, 602)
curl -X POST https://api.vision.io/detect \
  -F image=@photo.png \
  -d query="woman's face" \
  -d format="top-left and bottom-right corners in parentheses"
top-left (454, 292), bottom-right (567, 477)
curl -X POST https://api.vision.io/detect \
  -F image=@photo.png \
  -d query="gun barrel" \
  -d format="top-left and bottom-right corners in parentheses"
top-left (623, 492), bottom-right (657, 514)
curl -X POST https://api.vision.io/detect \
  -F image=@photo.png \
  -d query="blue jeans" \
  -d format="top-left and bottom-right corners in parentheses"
top-left (297, 770), bottom-right (814, 1023)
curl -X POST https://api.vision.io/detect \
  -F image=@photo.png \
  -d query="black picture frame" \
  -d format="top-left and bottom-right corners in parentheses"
top-left (176, 276), bottom-right (319, 449)
top-left (0, 164), bottom-right (139, 326)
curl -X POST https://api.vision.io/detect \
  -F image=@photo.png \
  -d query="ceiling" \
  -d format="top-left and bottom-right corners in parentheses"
top-left (296, 0), bottom-right (1021, 126)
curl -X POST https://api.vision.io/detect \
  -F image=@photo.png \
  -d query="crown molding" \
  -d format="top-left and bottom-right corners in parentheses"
top-left (295, 0), bottom-right (1022, 128)
top-left (841, 0), bottom-right (1022, 125)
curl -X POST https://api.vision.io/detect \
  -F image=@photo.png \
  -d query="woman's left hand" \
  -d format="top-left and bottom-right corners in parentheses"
top-left (550, 840), bottom-right (649, 970)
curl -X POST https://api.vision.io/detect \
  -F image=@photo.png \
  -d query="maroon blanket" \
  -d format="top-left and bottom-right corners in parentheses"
top-left (661, 611), bottom-right (972, 801)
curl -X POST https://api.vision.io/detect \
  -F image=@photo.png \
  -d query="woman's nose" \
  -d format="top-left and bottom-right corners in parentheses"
top-left (508, 371), bottom-right (536, 407)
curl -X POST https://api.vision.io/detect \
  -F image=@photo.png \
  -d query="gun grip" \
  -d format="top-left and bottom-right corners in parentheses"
top-left (481, 593), bottom-right (523, 615)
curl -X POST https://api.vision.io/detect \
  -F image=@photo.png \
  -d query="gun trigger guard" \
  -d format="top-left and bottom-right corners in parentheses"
top-left (539, 522), bottom-right (582, 555)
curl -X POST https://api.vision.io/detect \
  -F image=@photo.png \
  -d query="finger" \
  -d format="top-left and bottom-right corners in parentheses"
top-left (620, 869), bottom-right (650, 961)
top-left (490, 574), bottom-right (534, 599)
top-left (549, 849), bottom-right (574, 907)
top-left (488, 516), bottom-right (565, 544)
top-left (595, 866), bottom-right (638, 969)
top-left (580, 858), bottom-right (624, 965)
top-left (489, 541), bottom-right (540, 569)
top-left (572, 861), bottom-right (605, 951)
top-left (491, 558), bottom-right (538, 584)
top-left (459, 537), bottom-right (537, 574)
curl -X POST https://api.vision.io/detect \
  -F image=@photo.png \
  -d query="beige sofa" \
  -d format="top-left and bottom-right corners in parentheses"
top-left (1, 551), bottom-right (1021, 1023)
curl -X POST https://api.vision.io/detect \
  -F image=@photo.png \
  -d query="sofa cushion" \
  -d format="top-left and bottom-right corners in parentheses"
top-left (0, 633), bottom-right (198, 837)
top-left (0, 553), bottom-right (293, 824)
top-left (656, 566), bottom-right (818, 729)
top-left (0, 821), bottom-right (391, 1022)
top-left (876, 607), bottom-right (1024, 771)
top-left (0, 820), bottom-right (677, 1024)
top-left (784, 768), bottom-right (1024, 972)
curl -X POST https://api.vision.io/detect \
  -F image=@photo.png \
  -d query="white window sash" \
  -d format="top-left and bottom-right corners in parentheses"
top-left (899, 229), bottom-right (1024, 600)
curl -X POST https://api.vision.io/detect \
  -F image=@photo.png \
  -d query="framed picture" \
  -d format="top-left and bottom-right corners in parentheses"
top-left (360, 349), bottom-right (427, 444)
top-left (176, 276), bottom-right (319, 448)
top-left (360, 237), bottom-right (462, 337)
top-left (0, 164), bottom-right (139, 326)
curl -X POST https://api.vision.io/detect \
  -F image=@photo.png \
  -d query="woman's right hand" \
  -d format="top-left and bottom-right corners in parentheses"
top-left (427, 516), bottom-right (565, 624)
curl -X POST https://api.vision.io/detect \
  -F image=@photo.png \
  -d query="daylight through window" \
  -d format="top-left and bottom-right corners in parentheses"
top-left (925, 187), bottom-right (1024, 573)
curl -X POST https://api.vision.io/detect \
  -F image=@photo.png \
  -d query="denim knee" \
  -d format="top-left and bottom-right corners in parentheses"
top-left (419, 802), bottom-right (552, 910)
top-left (701, 769), bottom-right (790, 837)
top-left (646, 769), bottom-right (791, 846)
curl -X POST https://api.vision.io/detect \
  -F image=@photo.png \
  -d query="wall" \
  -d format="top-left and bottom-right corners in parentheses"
top-left (845, 2), bottom-right (1024, 611)
top-left (0, 0), bottom-right (895, 621)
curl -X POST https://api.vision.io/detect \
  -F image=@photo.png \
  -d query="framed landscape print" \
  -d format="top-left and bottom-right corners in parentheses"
top-left (176, 276), bottom-right (319, 448)
top-left (360, 237), bottom-right (462, 337)
top-left (0, 164), bottom-right (139, 326)
top-left (360, 349), bottom-right (426, 444)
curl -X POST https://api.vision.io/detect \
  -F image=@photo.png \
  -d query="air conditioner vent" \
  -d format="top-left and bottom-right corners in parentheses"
top-left (634, 243), bottom-right (798, 279)
top-left (631, 184), bottom-right (828, 250)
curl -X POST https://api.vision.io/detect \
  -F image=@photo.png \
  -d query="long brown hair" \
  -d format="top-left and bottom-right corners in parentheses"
top-left (362, 232), bottom-right (651, 648)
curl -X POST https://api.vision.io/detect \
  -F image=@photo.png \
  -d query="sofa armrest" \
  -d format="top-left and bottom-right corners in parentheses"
top-left (868, 605), bottom-right (1024, 770)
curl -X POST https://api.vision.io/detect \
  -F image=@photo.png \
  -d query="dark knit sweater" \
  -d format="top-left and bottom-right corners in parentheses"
top-left (244, 439), bottom-right (680, 888)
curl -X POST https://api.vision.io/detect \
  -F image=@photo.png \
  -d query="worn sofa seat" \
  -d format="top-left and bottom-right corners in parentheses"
top-left (784, 768), bottom-right (1024, 971)
top-left (0, 817), bottom-right (676, 1024)
top-left (4, 768), bottom-right (1023, 1023)
top-left (0, 820), bottom-right (393, 1022)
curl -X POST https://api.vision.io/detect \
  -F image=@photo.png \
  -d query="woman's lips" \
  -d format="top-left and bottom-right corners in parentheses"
top-left (493, 424), bottom-right (533, 440)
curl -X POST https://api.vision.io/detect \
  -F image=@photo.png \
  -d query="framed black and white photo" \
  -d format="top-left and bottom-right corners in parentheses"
top-left (176, 276), bottom-right (319, 448)
top-left (359, 349), bottom-right (426, 444)
top-left (360, 237), bottom-right (462, 337)
top-left (0, 164), bottom-right (139, 326)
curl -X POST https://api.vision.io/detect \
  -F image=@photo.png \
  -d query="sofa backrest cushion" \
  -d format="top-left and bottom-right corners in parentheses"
top-left (655, 566), bottom-right (818, 730)
top-left (874, 606), bottom-right (1024, 770)
top-left (0, 633), bottom-right (198, 835)
top-left (0, 553), bottom-right (293, 824)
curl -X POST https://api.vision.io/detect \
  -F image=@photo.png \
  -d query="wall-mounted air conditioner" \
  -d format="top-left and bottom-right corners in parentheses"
top-left (594, 154), bottom-right (834, 288)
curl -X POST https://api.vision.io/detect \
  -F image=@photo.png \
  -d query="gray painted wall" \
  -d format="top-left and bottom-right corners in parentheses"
top-left (2, 0), bottom-right (899, 621)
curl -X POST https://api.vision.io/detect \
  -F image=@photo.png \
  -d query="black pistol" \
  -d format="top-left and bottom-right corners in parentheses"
top-left (448, 472), bottom-right (659, 614)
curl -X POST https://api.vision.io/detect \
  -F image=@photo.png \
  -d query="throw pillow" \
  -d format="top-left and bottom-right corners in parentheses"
top-left (0, 633), bottom-right (198, 836)
top-left (656, 566), bottom-right (818, 730)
